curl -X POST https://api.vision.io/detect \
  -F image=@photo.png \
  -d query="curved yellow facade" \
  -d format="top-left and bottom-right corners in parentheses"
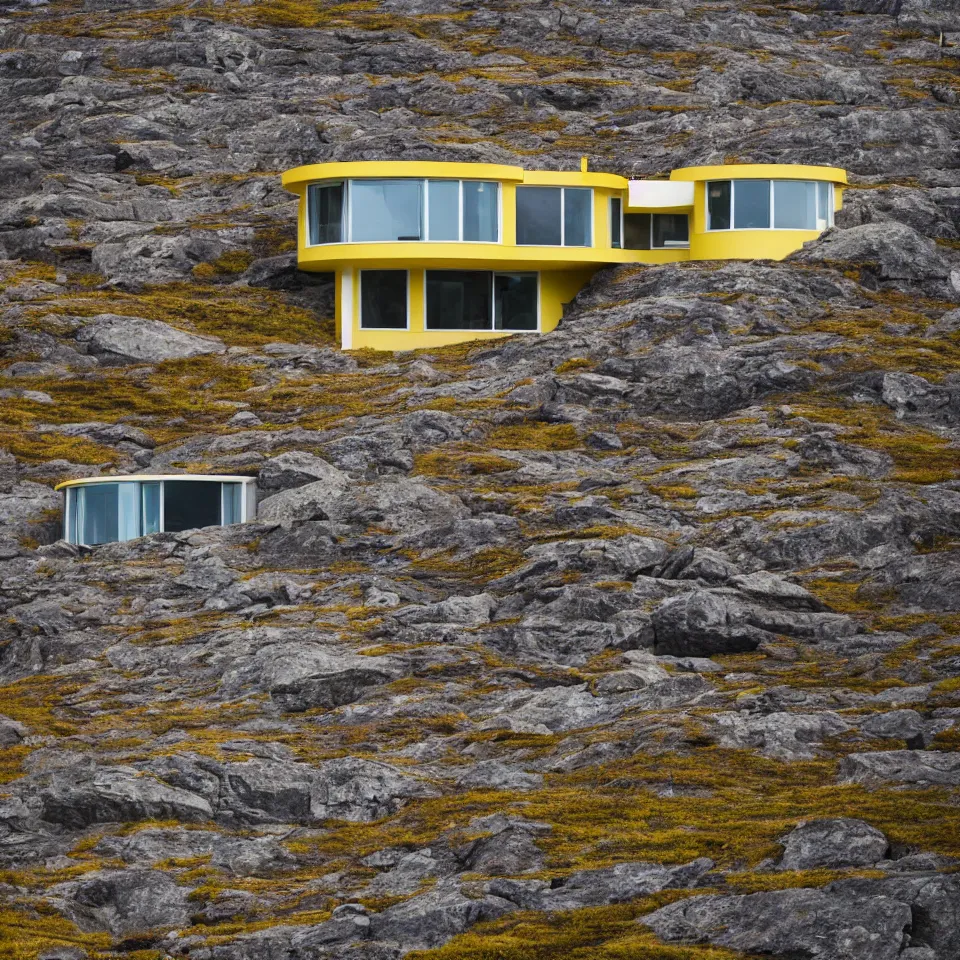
top-left (281, 160), bottom-right (847, 351)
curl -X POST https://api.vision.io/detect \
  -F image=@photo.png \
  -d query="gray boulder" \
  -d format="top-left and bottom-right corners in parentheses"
top-left (369, 882), bottom-right (517, 951)
top-left (713, 711), bottom-right (851, 760)
top-left (777, 818), bottom-right (889, 870)
top-left (0, 714), bottom-right (28, 746)
top-left (838, 751), bottom-right (960, 786)
top-left (490, 857), bottom-right (714, 912)
top-left (458, 815), bottom-right (550, 874)
top-left (255, 468), bottom-right (350, 523)
top-left (257, 451), bottom-right (348, 497)
top-left (49, 869), bottom-right (192, 936)
top-left (860, 710), bottom-right (927, 746)
top-left (311, 757), bottom-right (439, 822)
top-left (76, 314), bottom-right (225, 363)
top-left (792, 223), bottom-right (954, 284)
top-left (38, 765), bottom-right (213, 828)
top-left (643, 885), bottom-right (911, 960)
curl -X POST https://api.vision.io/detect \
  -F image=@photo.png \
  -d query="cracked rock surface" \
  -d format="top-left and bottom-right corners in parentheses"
top-left (0, 0), bottom-right (959, 958)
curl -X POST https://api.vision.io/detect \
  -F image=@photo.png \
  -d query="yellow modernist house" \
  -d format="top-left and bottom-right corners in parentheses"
top-left (281, 160), bottom-right (847, 351)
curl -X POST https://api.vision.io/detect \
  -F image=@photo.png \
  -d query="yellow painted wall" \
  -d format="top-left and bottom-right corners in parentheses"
top-left (348, 268), bottom-right (597, 351)
top-left (688, 180), bottom-right (831, 262)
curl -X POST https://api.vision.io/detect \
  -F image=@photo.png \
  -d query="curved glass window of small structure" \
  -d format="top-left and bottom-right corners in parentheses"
top-left (65, 479), bottom-right (247, 545)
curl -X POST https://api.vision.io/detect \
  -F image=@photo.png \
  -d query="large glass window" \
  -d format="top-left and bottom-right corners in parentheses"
top-left (222, 483), bottom-right (243, 525)
top-left (427, 180), bottom-right (460, 241)
top-left (734, 180), bottom-right (770, 229)
top-left (75, 483), bottom-right (120, 545)
top-left (462, 181), bottom-right (498, 242)
top-left (164, 481), bottom-right (221, 533)
top-left (563, 188), bottom-right (592, 247)
top-left (774, 180), bottom-right (817, 230)
top-left (426, 271), bottom-right (492, 331)
top-left (307, 182), bottom-right (344, 245)
top-left (652, 214), bottom-right (690, 248)
top-left (495, 274), bottom-right (538, 331)
top-left (350, 179), bottom-right (423, 242)
top-left (624, 213), bottom-right (651, 250)
top-left (516, 187), bottom-right (562, 246)
top-left (516, 186), bottom-right (593, 246)
top-left (817, 181), bottom-right (833, 229)
top-left (360, 270), bottom-right (408, 329)
top-left (426, 271), bottom-right (538, 331)
top-left (306, 178), bottom-right (500, 245)
top-left (708, 180), bottom-right (834, 231)
top-left (707, 181), bottom-right (731, 231)
top-left (142, 482), bottom-right (161, 535)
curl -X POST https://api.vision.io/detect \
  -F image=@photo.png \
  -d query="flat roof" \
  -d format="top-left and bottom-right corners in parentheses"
top-left (670, 163), bottom-right (848, 184)
top-left (281, 160), bottom-right (629, 193)
top-left (55, 475), bottom-right (256, 491)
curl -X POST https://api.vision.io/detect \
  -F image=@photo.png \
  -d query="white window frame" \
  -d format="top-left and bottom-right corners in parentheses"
top-left (706, 180), bottom-right (834, 232)
top-left (358, 269), bottom-right (410, 331)
top-left (307, 179), bottom-right (502, 246)
top-left (516, 186), bottom-right (594, 248)
top-left (650, 212), bottom-right (690, 249)
top-left (423, 270), bottom-right (540, 333)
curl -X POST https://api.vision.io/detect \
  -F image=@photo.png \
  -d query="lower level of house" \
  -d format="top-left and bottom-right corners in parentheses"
top-left (336, 266), bottom-right (596, 350)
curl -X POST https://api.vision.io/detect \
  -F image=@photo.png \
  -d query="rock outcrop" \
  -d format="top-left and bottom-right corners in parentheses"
top-left (0, 0), bottom-right (958, 958)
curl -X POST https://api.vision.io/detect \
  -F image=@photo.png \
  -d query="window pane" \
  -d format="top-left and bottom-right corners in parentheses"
top-left (118, 482), bottom-right (139, 541)
top-left (516, 187), bottom-right (562, 246)
top-left (360, 270), bottom-right (407, 329)
top-left (427, 180), bottom-right (460, 241)
top-left (817, 182), bottom-right (831, 227)
top-left (142, 482), bottom-right (160, 535)
top-left (563, 188), bottom-right (592, 247)
top-left (164, 481), bottom-right (221, 533)
top-left (350, 179), bottom-right (422, 242)
top-left (65, 488), bottom-right (75, 544)
top-left (707, 181), bottom-right (731, 230)
top-left (308, 183), bottom-right (343, 244)
top-left (222, 483), bottom-right (242, 525)
top-left (652, 214), bottom-right (689, 247)
top-left (774, 180), bottom-right (817, 229)
top-left (463, 181), bottom-right (498, 242)
top-left (734, 180), bottom-right (770, 229)
top-left (624, 213), bottom-right (651, 250)
top-left (79, 484), bottom-right (119, 545)
top-left (610, 198), bottom-right (622, 248)
top-left (495, 274), bottom-right (537, 331)
top-left (426, 270), bottom-right (492, 330)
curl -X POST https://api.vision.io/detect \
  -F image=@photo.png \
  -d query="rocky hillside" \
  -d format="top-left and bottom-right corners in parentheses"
top-left (2, 1), bottom-right (960, 958)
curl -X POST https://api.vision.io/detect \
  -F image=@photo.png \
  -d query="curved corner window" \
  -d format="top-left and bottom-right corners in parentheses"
top-left (307, 182), bottom-right (344, 244)
top-left (707, 180), bottom-right (834, 232)
top-left (64, 479), bottom-right (251, 546)
top-left (306, 179), bottom-right (500, 245)
top-left (516, 186), bottom-right (593, 247)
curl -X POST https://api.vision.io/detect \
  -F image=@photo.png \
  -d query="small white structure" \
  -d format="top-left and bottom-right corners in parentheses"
top-left (57, 475), bottom-right (257, 546)
top-left (627, 180), bottom-right (694, 211)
